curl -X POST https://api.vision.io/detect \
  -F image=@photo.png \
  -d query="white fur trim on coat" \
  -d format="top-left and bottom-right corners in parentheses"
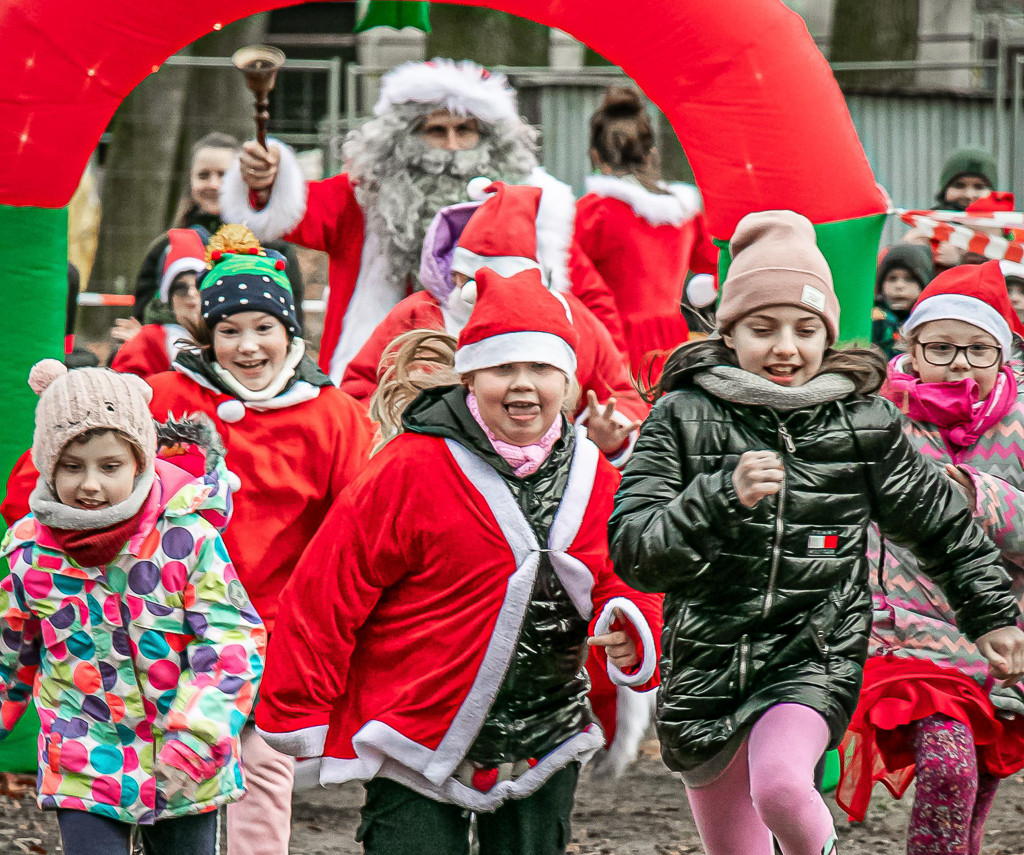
top-left (528, 167), bottom-right (575, 293)
top-left (220, 139), bottom-right (308, 243)
top-left (593, 597), bottom-right (658, 688)
top-left (257, 723), bottom-right (328, 758)
top-left (374, 59), bottom-right (520, 125)
top-left (584, 174), bottom-right (702, 227)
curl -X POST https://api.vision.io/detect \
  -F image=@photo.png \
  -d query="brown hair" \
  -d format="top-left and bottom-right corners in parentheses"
top-left (640, 337), bottom-right (887, 402)
top-left (369, 330), bottom-right (461, 452)
top-left (589, 87), bottom-right (655, 174)
top-left (172, 132), bottom-right (241, 228)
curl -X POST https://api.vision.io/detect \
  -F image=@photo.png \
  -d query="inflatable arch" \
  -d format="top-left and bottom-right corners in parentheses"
top-left (0, 0), bottom-right (882, 771)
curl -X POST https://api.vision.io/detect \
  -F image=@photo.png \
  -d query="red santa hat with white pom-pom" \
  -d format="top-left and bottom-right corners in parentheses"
top-left (455, 268), bottom-right (578, 377)
top-left (158, 228), bottom-right (207, 303)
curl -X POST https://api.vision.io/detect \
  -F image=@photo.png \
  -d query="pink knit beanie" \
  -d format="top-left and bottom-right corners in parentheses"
top-left (28, 359), bottom-right (156, 487)
top-left (716, 210), bottom-right (840, 343)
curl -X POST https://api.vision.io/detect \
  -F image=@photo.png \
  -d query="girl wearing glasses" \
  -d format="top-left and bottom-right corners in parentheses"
top-left (839, 260), bottom-right (1024, 855)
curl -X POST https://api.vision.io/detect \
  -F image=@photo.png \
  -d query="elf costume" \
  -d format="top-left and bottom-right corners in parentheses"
top-left (256, 268), bottom-right (661, 854)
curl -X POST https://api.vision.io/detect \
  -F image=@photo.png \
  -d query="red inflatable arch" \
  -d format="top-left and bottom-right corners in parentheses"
top-left (0, 0), bottom-right (885, 772)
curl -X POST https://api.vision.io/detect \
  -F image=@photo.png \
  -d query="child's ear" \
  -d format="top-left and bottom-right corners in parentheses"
top-left (721, 332), bottom-right (735, 350)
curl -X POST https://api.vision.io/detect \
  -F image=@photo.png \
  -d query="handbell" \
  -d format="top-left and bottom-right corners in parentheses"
top-left (232, 45), bottom-right (286, 150)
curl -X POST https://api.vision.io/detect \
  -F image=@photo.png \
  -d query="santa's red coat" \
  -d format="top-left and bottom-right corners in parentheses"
top-left (575, 178), bottom-right (719, 370)
top-left (281, 175), bottom-right (629, 379)
top-left (255, 428), bottom-right (661, 809)
top-left (341, 290), bottom-right (648, 429)
top-left (146, 371), bottom-right (373, 632)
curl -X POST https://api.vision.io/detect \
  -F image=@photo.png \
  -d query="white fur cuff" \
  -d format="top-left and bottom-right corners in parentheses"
top-left (255, 723), bottom-right (328, 758)
top-left (594, 597), bottom-right (658, 688)
top-left (220, 139), bottom-right (308, 243)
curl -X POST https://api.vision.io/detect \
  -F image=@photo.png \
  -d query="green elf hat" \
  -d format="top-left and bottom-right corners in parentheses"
top-left (199, 224), bottom-right (299, 336)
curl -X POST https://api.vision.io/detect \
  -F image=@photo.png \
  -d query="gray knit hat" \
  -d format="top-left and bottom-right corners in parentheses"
top-left (29, 359), bottom-right (156, 487)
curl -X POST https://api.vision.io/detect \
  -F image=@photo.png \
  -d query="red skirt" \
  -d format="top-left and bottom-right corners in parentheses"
top-left (837, 655), bottom-right (1024, 822)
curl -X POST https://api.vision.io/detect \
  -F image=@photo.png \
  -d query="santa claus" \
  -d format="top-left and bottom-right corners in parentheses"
top-left (221, 58), bottom-right (625, 383)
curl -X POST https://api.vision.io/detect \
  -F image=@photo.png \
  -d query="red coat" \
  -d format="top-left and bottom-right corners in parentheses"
top-left (255, 428), bottom-right (661, 809)
top-left (146, 369), bottom-right (373, 632)
top-left (341, 291), bottom-right (649, 453)
top-left (110, 324), bottom-right (187, 379)
top-left (280, 174), bottom-right (628, 379)
top-left (575, 176), bottom-right (719, 370)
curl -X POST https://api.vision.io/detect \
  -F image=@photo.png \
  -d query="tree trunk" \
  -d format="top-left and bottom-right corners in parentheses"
top-left (830, 0), bottom-right (920, 90)
top-left (427, 7), bottom-right (548, 67)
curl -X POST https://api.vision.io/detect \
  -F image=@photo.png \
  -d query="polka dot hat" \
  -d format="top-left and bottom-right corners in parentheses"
top-left (198, 226), bottom-right (300, 336)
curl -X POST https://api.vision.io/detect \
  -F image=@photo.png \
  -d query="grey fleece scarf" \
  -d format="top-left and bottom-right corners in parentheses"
top-left (29, 469), bottom-right (155, 532)
top-left (694, 365), bottom-right (856, 412)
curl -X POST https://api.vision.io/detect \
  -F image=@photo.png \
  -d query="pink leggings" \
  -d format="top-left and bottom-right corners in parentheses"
top-left (685, 704), bottom-right (837, 855)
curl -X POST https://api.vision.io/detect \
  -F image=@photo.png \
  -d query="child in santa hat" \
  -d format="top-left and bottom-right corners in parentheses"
top-left (610, 211), bottom-right (1024, 855)
top-left (111, 228), bottom-right (207, 379)
top-left (255, 267), bottom-right (662, 855)
top-left (0, 361), bottom-right (264, 855)
top-left (343, 179), bottom-right (648, 466)
top-left (145, 224), bottom-right (373, 855)
top-left (838, 260), bottom-right (1024, 854)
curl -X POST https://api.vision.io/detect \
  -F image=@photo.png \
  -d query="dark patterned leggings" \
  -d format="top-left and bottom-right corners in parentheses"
top-left (908, 714), bottom-right (1000, 855)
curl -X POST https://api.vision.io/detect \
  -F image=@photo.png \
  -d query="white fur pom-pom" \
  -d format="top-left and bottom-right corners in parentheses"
top-left (459, 280), bottom-right (478, 305)
top-left (466, 176), bottom-right (496, 202)
top-left (226, 470), bottom-right (242, 492)
top-left (686, 273), bottom-right (718, 309)
top-left (28, 359), bottom-right (68, 396)
top-left (217, 399), bottom-right (246, 423)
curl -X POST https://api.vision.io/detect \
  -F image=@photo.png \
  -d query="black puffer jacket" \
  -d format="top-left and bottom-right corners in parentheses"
top-left (609, 364), bottom-right (1020, 778)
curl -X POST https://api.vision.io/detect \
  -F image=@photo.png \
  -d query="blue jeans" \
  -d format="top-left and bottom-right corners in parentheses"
top-left (56, 808), bottom-right (219, 855)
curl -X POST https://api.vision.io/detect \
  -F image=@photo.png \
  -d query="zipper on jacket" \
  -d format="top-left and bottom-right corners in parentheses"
top-left (762, 421), bottom-right (791, 617)
top-left (815, 627), bottom-right (831, 674)
top-left (738, 634), bottom-right (750, 693)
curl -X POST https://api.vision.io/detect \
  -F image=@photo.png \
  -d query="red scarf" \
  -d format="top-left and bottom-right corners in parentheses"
top-left (46, 501), bottom-right (149, 567)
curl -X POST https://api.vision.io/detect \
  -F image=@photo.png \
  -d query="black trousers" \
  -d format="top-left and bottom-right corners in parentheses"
top-left (56, 808), bottom-right (219, 855)
top-left (357, 763), bottom-right (579, 855)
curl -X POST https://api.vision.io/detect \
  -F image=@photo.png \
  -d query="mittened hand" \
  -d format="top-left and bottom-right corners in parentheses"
top-left (732, 450), bottom-right (785, 508)
top-left (588, 608), bottom-right (640, 670)
top-left (976, 625), bottom-right (1024, 687)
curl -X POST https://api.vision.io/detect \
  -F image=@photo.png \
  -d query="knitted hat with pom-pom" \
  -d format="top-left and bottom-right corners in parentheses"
top-left (29, 359), bottom-right (156, 488)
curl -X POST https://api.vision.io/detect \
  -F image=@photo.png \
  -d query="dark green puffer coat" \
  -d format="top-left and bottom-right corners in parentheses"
top-left (609, 364), bottom-right (1021, 779)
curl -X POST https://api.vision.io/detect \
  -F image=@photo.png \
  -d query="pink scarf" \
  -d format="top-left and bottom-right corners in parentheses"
top-left (882, 355), bottom-right (1018, 451)
top-left (466, 393), bottom-right (562, 477)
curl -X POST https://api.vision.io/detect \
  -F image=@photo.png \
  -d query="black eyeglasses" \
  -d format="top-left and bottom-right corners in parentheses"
top-left (917, 341), bottom-right (1002, 368)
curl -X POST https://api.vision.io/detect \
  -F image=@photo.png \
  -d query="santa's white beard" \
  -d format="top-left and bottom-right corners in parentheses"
top-left (344, 106), bottom-right (538, 293)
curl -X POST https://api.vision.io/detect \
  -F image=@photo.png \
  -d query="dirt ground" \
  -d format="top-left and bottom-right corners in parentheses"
top-left (3, 742), bottom-right (1023, 855)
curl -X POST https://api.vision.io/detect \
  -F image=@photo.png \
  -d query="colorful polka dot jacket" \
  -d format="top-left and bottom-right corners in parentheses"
top-left (0, 452), bottom-right (266, 824)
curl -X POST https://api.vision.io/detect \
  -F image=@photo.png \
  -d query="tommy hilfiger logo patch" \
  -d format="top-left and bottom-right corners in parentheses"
top-left (807, 530), bottom-right (839, 556)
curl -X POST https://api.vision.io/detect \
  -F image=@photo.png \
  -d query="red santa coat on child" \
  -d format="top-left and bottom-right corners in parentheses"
top-left (147, 368), bottom-right (373, 632)
top-left (575, 174), bottom-right (719, 369)
top-left (110, 324), bottom-right (190, 379)
top-left (255, 426), bottom-right (661, 809)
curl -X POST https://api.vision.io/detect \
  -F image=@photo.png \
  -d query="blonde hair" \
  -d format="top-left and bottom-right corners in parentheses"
top-left (369, 329), bottom-right (582, 453)
top-left (369, 330), bottom-right (461, 453)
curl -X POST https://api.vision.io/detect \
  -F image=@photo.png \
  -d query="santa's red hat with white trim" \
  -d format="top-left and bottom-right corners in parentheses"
top-left (159, 228), bottom-right (207, 303)
top-left (455, 268), bottom-right (578, 377)
top-left (452, 182), bottom-right (544, 282)
top-left (374, 58), bottom-right (519, 125)
top-left (904, 259), bottom-right (1024, 359)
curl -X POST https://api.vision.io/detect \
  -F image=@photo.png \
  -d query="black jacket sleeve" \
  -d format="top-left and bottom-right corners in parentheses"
top-left (609, 395), bottom-right (746, 593)
top-left (867, 399), bottom-right (1020, 641)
